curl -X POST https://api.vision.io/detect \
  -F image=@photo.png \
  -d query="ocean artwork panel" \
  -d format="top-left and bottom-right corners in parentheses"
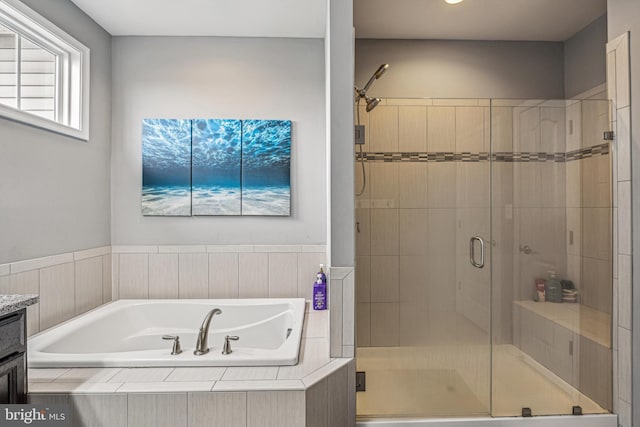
top-left (192, 119), bottom-right (242, 215)
top-left (241, 120), bottom-right (292, 216)
top-left (142, 119), bottom-right (192, 216)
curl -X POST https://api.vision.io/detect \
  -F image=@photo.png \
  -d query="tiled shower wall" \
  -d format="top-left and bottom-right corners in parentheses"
top-left (0, 245), bottom-right (326, 336)
top-left (355, 99), bottom-right (493, 347)
top-left (507, 96), bottom-right (611, 312)
top-left (509, 101), bottom-right (568, 302)
top-left (607, 32), bottom-right (632, 427)
top-left (565, 95), bottom-right (612, 315)
top-left (357, 98), bottom-right (613, 351)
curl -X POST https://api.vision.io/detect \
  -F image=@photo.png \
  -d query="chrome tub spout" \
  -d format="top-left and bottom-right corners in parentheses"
top-left (194, 308), bottom-right (222, 355)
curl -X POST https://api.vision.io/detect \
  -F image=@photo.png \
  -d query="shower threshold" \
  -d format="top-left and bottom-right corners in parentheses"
top-left (356, 414), bottom-right (617, 427)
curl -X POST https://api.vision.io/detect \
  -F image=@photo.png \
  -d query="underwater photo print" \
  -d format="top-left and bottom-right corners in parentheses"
top-left (241, 120), bottom-right (292, 216)
top-left (141, 118), bottom-right (291, 216)
top-left (192, 119), bottom-right (242, 215)
top-left (141, 119), bottom-right (192, 216)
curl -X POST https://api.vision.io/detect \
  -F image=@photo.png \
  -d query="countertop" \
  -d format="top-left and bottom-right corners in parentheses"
top-left (0, 294), bottom-right (39, 317)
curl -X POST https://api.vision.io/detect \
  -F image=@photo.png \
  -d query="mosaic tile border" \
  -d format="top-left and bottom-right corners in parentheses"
top-left (356, 142), bottom-right (610, 163)
top-left (566, 143), bottom-right (610, 161)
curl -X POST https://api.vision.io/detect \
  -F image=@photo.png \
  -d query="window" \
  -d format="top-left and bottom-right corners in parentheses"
top-left (0, 0), bottom-right (89, 140)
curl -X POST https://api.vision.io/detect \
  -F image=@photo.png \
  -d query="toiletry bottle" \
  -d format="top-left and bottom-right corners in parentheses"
top-left (313, 265), bottom-right (327, 310)
top-left (318, 264), bottom-right (327, 285)
top-left (546, 271), bottom-right (563, 303)
top-left (534, 278), bottom-right (545, 302)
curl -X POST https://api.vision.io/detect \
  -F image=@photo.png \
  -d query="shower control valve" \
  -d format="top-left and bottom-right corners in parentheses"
top-left (519, 245), bottom-right (533, 255)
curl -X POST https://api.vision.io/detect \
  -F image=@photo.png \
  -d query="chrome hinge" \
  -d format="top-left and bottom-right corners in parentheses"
top-left (604, 131), bottom-right (615, 141)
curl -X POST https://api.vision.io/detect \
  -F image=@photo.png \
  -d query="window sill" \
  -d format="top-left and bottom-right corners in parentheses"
top-left (0, 104), bottom-right (88, 141)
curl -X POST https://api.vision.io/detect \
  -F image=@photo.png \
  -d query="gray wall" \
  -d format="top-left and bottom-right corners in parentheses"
top-left (111, 37), bottom-right (326, 245)
top-left (607, 1), bottom-right (639, 424)
top-left (0, 0), bottom-right (111, 264)
top-left (564, 14), bottom-right (607, 98)
top-left (355, 39), bottom-right (565, 99)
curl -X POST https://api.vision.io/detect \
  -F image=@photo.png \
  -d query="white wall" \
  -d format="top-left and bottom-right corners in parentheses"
top-left (0, 0), bottom-right (112, 264)
top-left (355, 39), bottom-right (565, 99)
top-left (111, 37), bottom-right (326, 245)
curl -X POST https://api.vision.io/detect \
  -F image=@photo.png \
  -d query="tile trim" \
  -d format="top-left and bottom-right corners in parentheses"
top-left (116, 381), bottom-right (215, 393)
top-left (356, 143), bottom-right (610, 163)
top-left (111, 245), bottom-right (159, 254)
top-left (5, 245), bottom-right (327, 274)
top-left (212, 379), bottom-right (306, 391)
top-left (158, 245), bottom-right (207, 253)
top-left (73, 246), bottom-right (111, 261)
top-left (10, 253), bottom-right (75, 274)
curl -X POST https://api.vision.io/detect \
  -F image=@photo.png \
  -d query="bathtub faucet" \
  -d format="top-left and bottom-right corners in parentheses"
top-left (194, 308), bottom-right (222, 355)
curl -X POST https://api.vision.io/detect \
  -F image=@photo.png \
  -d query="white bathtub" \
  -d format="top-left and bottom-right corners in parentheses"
top-left (28, 299), bottom-right (306, 368)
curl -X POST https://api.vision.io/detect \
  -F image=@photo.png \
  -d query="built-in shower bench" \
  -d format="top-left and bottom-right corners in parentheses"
top-left (514, 300), bottom-right (610, 347)
top-left (513, 300), bottom-right (611, 410)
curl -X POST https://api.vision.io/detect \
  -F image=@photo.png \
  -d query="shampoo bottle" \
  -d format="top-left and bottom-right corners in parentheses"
top-left (546, 271), bottom-right (563, 303)
top-left (313, 265), bottom-right (327, 310)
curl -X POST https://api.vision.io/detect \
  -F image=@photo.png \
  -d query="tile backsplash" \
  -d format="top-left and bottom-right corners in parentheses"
top-left (0, 245), bottom-right (326, 336)
top-left (0, 247), bottom-right (112, 336)
top-left (113, 245), bottom-right (326, 302)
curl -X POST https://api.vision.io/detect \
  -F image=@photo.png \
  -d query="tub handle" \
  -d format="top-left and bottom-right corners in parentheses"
top-left (162, 335), bottom-right (182, 355)
top-left (222, 336), bottom-right (239, 355)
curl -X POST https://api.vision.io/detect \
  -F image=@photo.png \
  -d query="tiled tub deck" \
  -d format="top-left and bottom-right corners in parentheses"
top-left (28, 306), bottom-right (355, 427)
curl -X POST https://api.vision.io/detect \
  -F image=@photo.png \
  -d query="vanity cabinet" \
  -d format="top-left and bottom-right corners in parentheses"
top-left (0, 309), bottom-right (27, 404)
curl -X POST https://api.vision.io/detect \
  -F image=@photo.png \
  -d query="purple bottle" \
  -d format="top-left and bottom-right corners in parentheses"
top-left (313, 264), bottom-right (327, 310)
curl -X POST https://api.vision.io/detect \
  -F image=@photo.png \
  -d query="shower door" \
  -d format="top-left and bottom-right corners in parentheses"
top-left (490, 99), bottom-right (613, 417)
top-left (355, 99), bottom-right (492, 418)
top-left (355, 97), bottom-right (613, 420)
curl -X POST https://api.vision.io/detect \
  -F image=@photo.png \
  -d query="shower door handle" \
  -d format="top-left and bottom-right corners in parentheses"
top-left (470, 236), bottom-right (485, 269)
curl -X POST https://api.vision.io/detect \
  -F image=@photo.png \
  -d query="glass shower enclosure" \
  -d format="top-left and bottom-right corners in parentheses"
top-left (355, 98), bottom-right (612, 419)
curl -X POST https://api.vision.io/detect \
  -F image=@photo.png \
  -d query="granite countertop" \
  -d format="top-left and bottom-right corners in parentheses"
top-left (0, 294), bottom-right (39, 317)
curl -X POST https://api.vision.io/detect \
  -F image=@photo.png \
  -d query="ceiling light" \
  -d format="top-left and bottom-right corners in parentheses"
top-left (445, 0), bottom-right (464, 4)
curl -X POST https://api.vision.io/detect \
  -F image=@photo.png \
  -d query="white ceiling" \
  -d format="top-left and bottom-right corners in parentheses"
top-left (355, 0), bottom-right (607, 41)
top-left (69, 0), bottom-right (606, 41)
top-left (69, 0), bottom-right (327, 38)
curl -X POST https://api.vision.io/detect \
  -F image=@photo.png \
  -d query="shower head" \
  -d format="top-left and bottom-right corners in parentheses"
top-left (365, 96), bottom-right (381, 112)
top-left (362, 63), bottom-right (389, 93)
top-left (375, 63), bottom-right (389, 77)
top-left (355, 63), bottom-right (389, 102)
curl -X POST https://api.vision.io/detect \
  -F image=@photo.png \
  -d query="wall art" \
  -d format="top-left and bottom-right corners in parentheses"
top-left (142, 119), bottom-right (192, 216)
top-left (142, 118), bottom-right (291, 216)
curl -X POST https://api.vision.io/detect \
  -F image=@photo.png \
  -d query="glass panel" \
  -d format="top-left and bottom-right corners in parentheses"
top-left (0, 23), bottom-right (17, 109)
top-left (490, 99), bottom-right (613, 417)
top-left (355, 99), bottom-right (491, 419)
top-left (20, 37), bottom-right (56, 121)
